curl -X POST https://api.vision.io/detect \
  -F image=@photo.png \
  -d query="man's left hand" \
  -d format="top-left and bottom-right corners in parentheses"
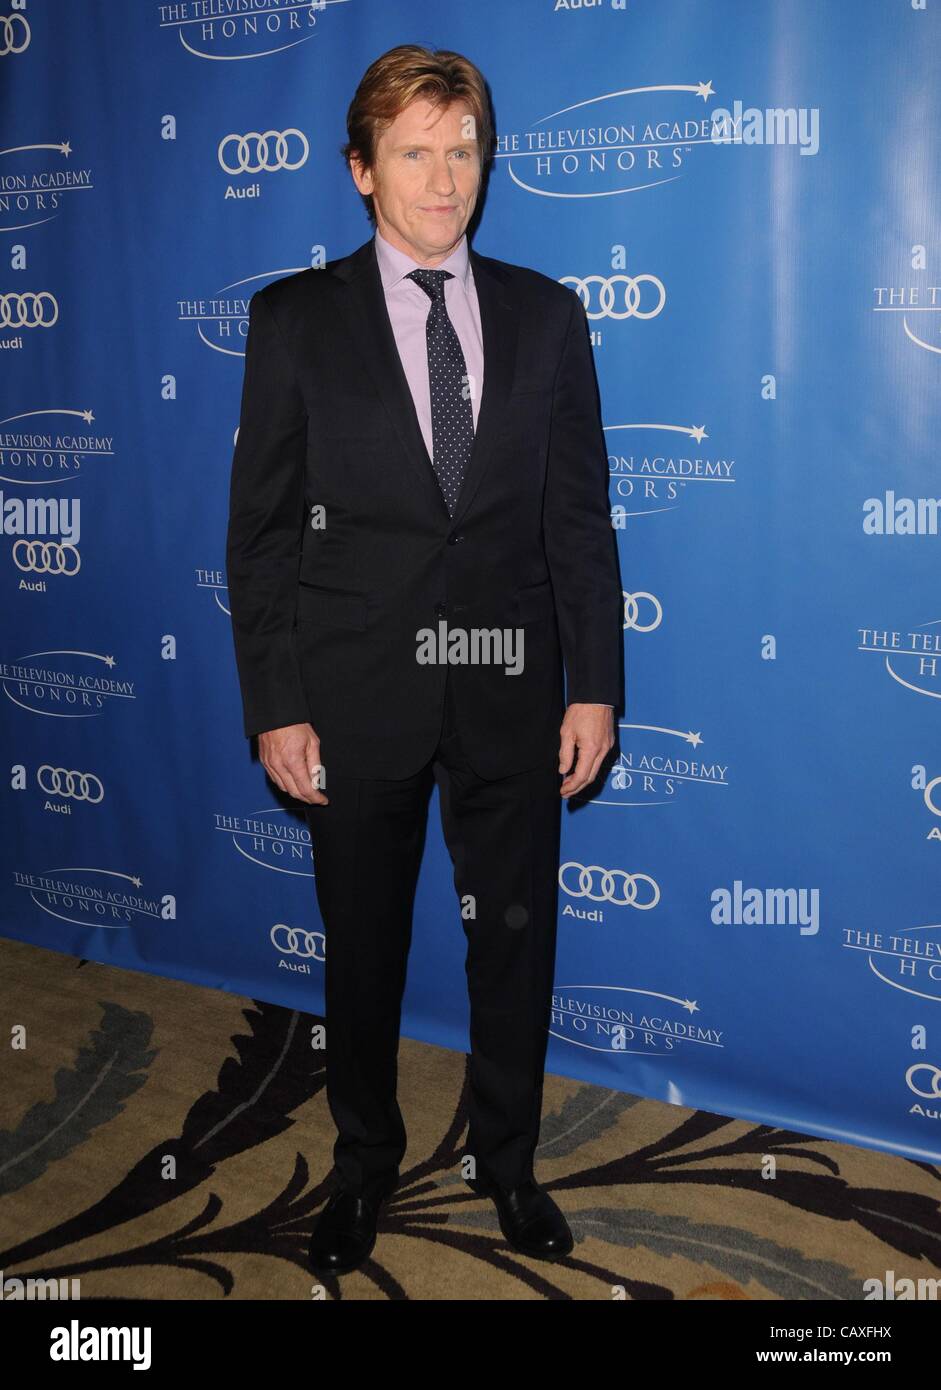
top-left (558, 703), bottom-right (615, 799)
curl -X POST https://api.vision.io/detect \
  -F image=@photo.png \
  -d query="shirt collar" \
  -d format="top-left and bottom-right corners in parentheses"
top-left (374, 227), bottom-right (471, 293)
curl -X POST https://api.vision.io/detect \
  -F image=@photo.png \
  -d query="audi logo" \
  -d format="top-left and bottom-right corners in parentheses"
top-left (270, 923), bottom-right (325, 960)
top-left (0, 13), bottom-right (29, 54)
top-left (623, 591), bottom-right (662, 632)
top-left (0, 292), bottom-right (59, 328)
top-left (218, 129), bottom-right (310, 175)
top-left (559, 272), bottom-right (666, 321)
top-left (924, 776), bottom-right (941, 818)
top-left (37, 766), bottom-right (104, 803)
top-left (559, 861), bottom-right (660, 910)
top-left (13, 540), bottom-right (80, 575)
top-left (906, 1063), bottom-right (941, 1099)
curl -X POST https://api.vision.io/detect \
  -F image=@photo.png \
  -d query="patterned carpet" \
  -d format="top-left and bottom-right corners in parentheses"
top-left (0, 935), bottom-right (939, 1301)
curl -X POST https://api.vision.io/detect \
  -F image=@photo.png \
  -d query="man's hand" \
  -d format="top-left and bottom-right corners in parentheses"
top-left (257, 723), bottom-right (329, 806)
top-left (558, 703), bottom-right (615, 799)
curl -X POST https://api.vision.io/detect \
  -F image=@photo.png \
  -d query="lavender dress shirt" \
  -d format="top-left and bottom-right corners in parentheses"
top-left (373, 227), bottom-right (484, 460)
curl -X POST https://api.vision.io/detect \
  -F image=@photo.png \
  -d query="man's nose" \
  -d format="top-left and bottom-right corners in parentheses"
top-left (426, 155), bottom-right (457, 194)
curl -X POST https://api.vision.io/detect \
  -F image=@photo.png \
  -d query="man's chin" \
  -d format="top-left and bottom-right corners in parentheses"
top-left (424, 219), bottom-right (467, 244)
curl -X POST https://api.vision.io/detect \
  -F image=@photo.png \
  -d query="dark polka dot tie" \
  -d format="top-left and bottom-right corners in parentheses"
top-left (406, 267), bottom-right (475, 516)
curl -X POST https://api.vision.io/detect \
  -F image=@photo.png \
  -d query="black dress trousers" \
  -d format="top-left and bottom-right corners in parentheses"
top-left (304, 665), bottom-right (563, 1200)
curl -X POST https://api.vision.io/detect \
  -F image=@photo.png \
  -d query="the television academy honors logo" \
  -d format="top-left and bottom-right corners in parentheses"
top-left (14, 866), bottom-right (175, 931)
top-left (178, 267), bottom-right (312, 355)
top-left (1, 649), bottom-right (137, 718)
top-left (196, 565), bottom-right (229, 613)
top-left (0, 406), bottom-right (111, 484)
top-left (602, 739), bottom-right (728, 808)
top-left (0, 139), bottom-right (94, 232)
top-left (499, 84), bottom-right (816, 199)
top-left (858, 618), bottom-right (941, 700)
top-left (872, 246), bottom-right (941, 357)
top-left (157, 0), bottom-right (339, 61)
top-left (215, 806), bottom-right (313, 876)
top-left (550, 983), bottom-right (722, 1055)
top-left (842, 922), bottom-right (941, 1004)
top-left (606, 418), bottom-right (737, 520)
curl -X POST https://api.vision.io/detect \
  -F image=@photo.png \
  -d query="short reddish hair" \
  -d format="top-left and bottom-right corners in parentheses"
top-left (341, 44), bottom-right (495, 224)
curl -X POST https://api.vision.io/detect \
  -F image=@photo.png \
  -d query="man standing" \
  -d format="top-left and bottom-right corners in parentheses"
top-left (226, 45), bottom-right (623, 1275)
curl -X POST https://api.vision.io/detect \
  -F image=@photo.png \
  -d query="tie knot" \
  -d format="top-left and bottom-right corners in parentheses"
top-left (406, 268), bottom-right (452, 302)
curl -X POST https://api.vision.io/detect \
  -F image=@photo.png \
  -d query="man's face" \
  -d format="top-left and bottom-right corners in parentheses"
top-left (350, 96), bottom-right (481, 265)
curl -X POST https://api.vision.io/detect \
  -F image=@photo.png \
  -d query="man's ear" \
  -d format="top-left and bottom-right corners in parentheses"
top-left (349, 153), bottom-right (372, 196)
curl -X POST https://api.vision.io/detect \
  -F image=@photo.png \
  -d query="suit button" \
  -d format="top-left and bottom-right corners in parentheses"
top-left (434, 602), bottom-right (447, 618)
top-left (447, 533), bottom-right (465, 545)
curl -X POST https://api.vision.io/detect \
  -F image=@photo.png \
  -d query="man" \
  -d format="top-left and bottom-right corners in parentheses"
top-left (226, 45), bottom-right (623, 1276)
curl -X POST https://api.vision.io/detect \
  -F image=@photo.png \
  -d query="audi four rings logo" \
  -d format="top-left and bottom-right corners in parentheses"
top-left (13, 541), bottom-right (80, 575)
top-left (1, 13), bottom-right (29, 54)
top-left (559, 272), bottom-right (666, 320)
top-left (623, 591), bottom-right (663, 631)
top-left (218, 130), bottom-right (310, 175)
top-left (923, 776), bottom-right (941, 817)
top-left (1, 292), bottom-right (59, 328)
top-left (906, 1063), bottom-right (941, 1099)
top-left (37, 766), bottom-right (104, 803)
top-left (559, 861), bottom-right (660, 910)
top-left (270, 924), bottom-right (325, 960)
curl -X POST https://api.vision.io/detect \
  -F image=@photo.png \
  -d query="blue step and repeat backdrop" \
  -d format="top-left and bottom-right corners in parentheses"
top-left (2, 0), bottom-right (940, 1166)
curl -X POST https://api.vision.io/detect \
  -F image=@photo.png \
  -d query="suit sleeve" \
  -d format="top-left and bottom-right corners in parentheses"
top-left (543, 291), bottom-right (624, 710)
top-left (225, 289), bottom-right (313, 738)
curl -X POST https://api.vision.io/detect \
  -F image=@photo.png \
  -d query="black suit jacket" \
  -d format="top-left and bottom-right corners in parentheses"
top-left (225, 235), bottom-right (624, 780)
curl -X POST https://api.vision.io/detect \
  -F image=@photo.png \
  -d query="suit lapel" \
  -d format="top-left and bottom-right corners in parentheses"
top-left (331, 236), bottom-right (519, 528)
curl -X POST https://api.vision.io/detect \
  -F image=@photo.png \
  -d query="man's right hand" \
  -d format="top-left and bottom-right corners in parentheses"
top-left (257, 723), bottom-right (329, 805)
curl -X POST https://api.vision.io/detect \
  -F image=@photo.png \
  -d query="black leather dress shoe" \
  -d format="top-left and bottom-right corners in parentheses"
top-left (309, 1176), bottom-right (398, 1276)
top-left (465, 1172), bottom-right (574, 1259)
